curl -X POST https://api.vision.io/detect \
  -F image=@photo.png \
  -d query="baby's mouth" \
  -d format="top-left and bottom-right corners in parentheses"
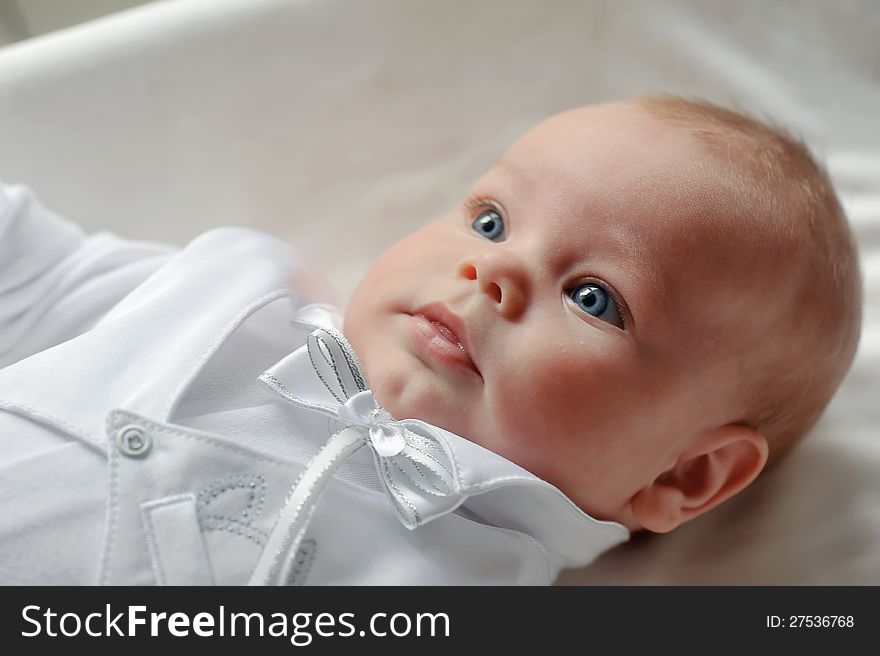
top-left (409, 303), bottom-right (482, 379)
top-left (427, 319), bottom-right (465, 351)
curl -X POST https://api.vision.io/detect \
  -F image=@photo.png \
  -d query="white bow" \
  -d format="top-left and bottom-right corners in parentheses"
top-left (336, 391), bottom-right (405, 457)
top-left (249, 327), bottom-right (462, 585)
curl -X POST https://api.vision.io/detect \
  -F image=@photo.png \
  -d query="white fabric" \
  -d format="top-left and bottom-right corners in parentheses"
top-left (0, 184), bottom-right (628, 585)
top-left (141, 495), bottom-right (215, 586)
top-left (0, 0), bottom-right (878, 584)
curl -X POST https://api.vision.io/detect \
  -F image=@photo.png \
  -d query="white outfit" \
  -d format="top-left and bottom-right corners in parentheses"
top-left (0, 183), bottom-right (629, 585)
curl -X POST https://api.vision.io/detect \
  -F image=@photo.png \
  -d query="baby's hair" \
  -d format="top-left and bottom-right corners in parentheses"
top-left (635, 93), bottom-right (862, 470)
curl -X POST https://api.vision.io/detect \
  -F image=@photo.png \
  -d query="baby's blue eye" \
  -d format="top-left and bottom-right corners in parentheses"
top-left (568, 283), bottom-right (624, 328)
top-left (471, 209), bottom-right (505, 241)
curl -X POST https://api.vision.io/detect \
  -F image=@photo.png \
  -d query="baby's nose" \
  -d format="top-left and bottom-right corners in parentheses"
top-left (457, 254), bottom-right (528, 319)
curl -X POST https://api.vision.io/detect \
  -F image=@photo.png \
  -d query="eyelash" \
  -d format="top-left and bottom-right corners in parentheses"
top-left (463, 195), bottom-right (628, 331)
top-left (465, 194), bottom-right (505, 217)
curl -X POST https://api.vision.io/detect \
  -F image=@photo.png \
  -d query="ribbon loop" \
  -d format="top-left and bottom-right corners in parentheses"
top-left (305, 328), bottom-right (367, 403)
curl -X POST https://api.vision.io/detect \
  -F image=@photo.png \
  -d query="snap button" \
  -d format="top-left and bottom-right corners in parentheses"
top-left (116, 424), bottom-right (152, 458)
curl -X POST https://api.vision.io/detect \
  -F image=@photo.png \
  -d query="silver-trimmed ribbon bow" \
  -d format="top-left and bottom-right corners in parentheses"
top-left (248, 327), bottom-right (462, 586)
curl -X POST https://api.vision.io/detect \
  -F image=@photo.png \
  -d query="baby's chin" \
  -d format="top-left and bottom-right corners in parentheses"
top-left (369, 364), bottom-right (445, 422)
top-left (364, 359), bottom-right (478, 435)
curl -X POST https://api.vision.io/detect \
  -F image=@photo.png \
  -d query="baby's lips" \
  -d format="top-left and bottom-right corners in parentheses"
top-left (430, 320), bottom-right (465, 351)
top-left (411, 302), bottom-right (483, 377)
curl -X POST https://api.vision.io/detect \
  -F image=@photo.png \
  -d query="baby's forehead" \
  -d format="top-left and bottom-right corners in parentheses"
top-left (534, 107), bottom-right (791, 233)
top-left (492, 126), bottom-right (774, 261)
top-left (484, 102), bottom-right (799, 313)
top-left (497, 106), bottom-right (730, 220)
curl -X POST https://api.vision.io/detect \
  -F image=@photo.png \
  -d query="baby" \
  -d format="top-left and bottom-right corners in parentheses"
top-left (346, 95), bottom-right (862, 532)
top-left (0, 95), bottom-right (861, 585)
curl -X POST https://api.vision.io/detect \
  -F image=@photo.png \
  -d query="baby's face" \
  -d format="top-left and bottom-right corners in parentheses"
top-left (344, 102), bottom-right (780, 529)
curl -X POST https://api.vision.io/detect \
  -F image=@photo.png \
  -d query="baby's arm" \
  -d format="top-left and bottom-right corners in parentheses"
top-left (0, 181), bottom-right (174, 368)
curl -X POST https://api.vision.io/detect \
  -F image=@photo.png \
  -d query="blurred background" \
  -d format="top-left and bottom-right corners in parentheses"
top-left (0, 0), bottom-right (878, 583)
top-left (0, 0), bottom-right (153, 47)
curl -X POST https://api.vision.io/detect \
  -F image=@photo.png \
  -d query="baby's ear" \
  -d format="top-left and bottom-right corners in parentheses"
top-left (629, 425), bottom-right (768, 533)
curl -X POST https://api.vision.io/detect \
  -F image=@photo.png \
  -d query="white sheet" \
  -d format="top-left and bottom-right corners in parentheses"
top-left (0, 0), bottom-right (878, 583)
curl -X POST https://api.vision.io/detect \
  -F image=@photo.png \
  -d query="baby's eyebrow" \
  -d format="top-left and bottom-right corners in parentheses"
top-left (492, 160), bottom-right (533, 191)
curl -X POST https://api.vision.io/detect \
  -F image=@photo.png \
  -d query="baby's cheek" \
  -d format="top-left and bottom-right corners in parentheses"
top-left (489, 345), bottom-right (628, 457)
